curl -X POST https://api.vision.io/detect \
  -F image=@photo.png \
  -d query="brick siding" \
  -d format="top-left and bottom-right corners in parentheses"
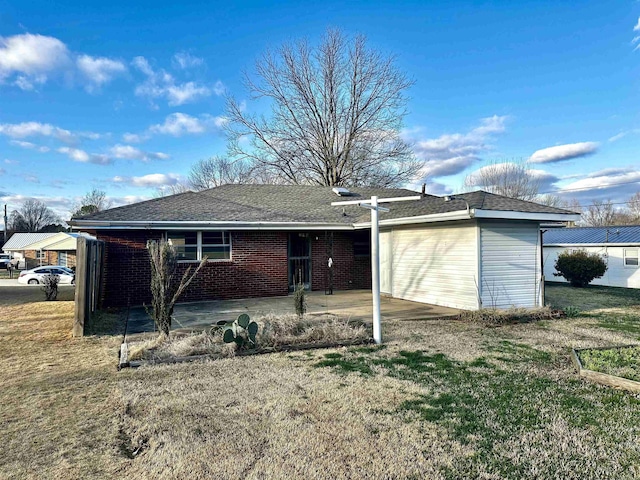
top-left (94, 229), bottom-right (370, 307)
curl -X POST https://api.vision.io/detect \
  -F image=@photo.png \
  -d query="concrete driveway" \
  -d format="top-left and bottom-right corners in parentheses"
top-left (127, 290), bottom-right (459, 334)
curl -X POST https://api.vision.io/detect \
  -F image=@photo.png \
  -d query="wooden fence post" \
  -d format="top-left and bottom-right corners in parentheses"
top-left (73, 237), bottom-right (88, 337)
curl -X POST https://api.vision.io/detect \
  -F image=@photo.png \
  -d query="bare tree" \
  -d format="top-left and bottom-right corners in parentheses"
top-left (537, 194), bottom-right (563, 208)
top-left (627, 192), bottom-right (640, 222)
top-left (188, 156), bottom-right (254, 191)
top-left (72, 189), bottom-right (112, 217)
top-left (464, 161), bottom-right (541, 201)
top-left (153, 182), bottom-right (192, 198)
top-left (10, 199), bottom-right (60, 232)
top-left (147, 238), bottom-right (206, 337)
top-left (582, 200), bottom-right (618, 226)
top-left (226, 28), bottom-right (419, 187)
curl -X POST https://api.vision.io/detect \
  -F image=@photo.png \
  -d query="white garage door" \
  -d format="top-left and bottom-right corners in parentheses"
top-left (382, 223), bottom-right (479, 310)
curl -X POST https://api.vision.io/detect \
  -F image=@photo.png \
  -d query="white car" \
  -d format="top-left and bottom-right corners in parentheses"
top-left (18, 266), bottom-right (75, 285)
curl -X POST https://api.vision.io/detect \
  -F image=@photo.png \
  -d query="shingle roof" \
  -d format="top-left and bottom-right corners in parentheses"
top-left (543, 226), bottom-right (640, 245)
top-left (71, 185), bottom-right (576, 226)
top-left (2, 233), bottom-right (59, 250)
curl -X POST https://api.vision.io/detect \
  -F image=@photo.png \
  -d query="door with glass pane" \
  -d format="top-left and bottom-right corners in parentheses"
top-left (289, 233), bottom-right (311, 290)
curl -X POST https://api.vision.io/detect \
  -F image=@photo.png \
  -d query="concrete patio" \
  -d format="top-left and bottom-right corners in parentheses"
top-left (126, 289), bottom-right (459, 334)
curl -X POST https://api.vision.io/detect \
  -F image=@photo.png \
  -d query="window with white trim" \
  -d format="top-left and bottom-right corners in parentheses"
top-left (624, 248), bottom-right (638, 267)
top-left (36, 250), bottom-right (46, 260)
top-left (166, 231), bottom-right (231, 261)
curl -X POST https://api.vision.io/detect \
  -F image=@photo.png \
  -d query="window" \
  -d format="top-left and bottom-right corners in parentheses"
top-left (353, 232), bottom-right (371, 257)
top-left (167, 231), bottom-right (231, 261)
top-left (167, 232), bottom-right (198, 261)
top-left (624, 248), bottom-right (638, 267)
top-left (36, 250), bottom-right (46, 260)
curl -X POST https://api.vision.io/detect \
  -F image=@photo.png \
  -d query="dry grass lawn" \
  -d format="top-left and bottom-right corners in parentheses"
top-left (0, 287), bottom-right (127, 479)
top-left (2, 284), bottom-right (640, 479)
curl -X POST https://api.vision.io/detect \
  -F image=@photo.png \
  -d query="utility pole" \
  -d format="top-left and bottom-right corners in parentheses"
top-left (3, 204), bottom-right (7, 246)
top-left (331, 194), bottom-right (421, 344)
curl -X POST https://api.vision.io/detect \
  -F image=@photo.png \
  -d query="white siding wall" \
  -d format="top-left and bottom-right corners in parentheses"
top-left (382, 222), bottom-right (479, 310)
top-left (480, 221), bottom-right (541, 308)
top-left (544, 245), bottom-right (640, 288)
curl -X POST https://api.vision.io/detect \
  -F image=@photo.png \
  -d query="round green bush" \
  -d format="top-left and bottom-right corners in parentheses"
top-left (553, 249), bottom-right (607, 287)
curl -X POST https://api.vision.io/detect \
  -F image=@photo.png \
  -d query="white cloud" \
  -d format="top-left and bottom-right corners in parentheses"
top-left (22, 174), bottom-right (40, 183)
top-left (165, 82), bottom-right (211, 106)
top-left (0, 121), bottom-right (75, 143)
top-left (213, 80), bottom-right (225, 96)
top-left (528, 142), bottom-right (598, 164)
top-left (406, 115), bottom-right (509, 179)
top-left (635, 17), bottom-right (640, 32)
top-left (113, 173), bottom-right (182, 187)
top-left (465, 162), bottom-right (560, 192)
top-left (122, 132), bottom-right (147, 143)
top-left (558, 167), bottom-right (640, 200)
top-left (109, 144), bottom-right (170, 161)
top-left (76, 54), bottom-right (126, 90)
top-left (9, 140), bottom-right (50, 152)
top-left (0, 33), bottom-right (71, 88)
top-left (172, 52), bottom-right (204, 69)
top-left (132, 55), bottom-right (219, 106)
top-left (609, 129), bottom-right (640, 142)
top-left (58, 147), bottom-right (111, 165)
top-left (148, 112), bottom-right (225, 136)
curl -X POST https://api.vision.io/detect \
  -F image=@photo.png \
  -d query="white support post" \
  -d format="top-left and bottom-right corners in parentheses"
top-left (330, 194), bottom-right (421, 345)
top-left (370, 196), bottom-right (382, 344)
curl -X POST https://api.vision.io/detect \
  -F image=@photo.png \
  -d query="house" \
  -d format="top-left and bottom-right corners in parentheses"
top-left (2, 232), bottom-right (87, 269)
top-left (543, 226), bottom-right (640, 289)
top-left (70, 185), bottom-right (579, 310)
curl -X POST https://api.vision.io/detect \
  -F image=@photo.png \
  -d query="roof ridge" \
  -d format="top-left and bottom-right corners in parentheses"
top-left (72, 190), bottom-right (198, 221)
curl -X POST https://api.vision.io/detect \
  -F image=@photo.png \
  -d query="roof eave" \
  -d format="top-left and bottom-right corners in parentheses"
top-left (354, 209), bottom-right (579, 228)
top-left (544, 243), bottom-right (640, 247)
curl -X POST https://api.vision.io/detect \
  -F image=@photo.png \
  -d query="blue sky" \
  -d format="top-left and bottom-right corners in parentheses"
top-left (1, 0), bottom-right (639, 223)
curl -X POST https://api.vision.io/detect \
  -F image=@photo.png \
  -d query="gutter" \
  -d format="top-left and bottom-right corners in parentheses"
top-left (71, 210), bottom-right (581, 231)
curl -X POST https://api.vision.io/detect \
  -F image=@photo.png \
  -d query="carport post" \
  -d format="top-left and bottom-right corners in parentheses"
top-left (370, 196), bottom-right (382, 343)
top-left (331, 194), bottom-right (421, 344)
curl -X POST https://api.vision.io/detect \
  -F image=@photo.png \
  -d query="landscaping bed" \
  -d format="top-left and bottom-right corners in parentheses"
top-left (129, 313), bottom-right (371, 364)
top-left (573, 345), bottom-right (640, 392)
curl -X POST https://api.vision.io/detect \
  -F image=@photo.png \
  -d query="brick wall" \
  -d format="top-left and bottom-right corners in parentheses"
top-left (310, 231), bottom-right (371, 291)
top-left (95, 229), bottom-right (371, 307)
top-left (22, 250), bottom-right (75, 268)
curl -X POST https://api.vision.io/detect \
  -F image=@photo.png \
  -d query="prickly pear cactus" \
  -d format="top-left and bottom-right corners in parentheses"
top-left (219, 314), bottom-right (259, 349)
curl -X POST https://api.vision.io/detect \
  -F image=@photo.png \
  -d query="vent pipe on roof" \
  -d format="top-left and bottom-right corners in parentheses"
top-left (421, 184), bottom-right (426, 198)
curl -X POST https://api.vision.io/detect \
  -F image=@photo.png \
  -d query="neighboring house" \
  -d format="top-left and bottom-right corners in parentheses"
top-left (70, 185), bottom-right (578, 310)
top-left (2, 232), bottom-right (60, 268)
top-left (543, 226), bottom-right (640, 289)
top-left (2, 232), bottom-right (88, 269)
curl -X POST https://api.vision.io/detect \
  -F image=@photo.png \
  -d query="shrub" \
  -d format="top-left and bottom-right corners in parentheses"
top-left (554, 249), bottom-right (607, 287)
top-left (458, 306), bottom-right (559, 325)
top-left (294, 283), bottom-right (306, 316)
top-left (146, 238), bottom-right (206, 337)
top-left (41, 274), bottom-right (60, 301)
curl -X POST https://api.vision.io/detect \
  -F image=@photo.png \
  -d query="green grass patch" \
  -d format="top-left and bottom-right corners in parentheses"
top-left (545, 282), bottom-right (640, 311)
top-left (314, 354), bottom-right (373, 375)
top-left (483, 340), bottom-right (554, 364)
top-left (316, 347), bottom-right (640, 478)
top-left (579, 346), bottom-right (640, 383)
top-left (595, 314), bottom-right (640, 339)
top-left (349, 344), bottom-right (386, 354)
